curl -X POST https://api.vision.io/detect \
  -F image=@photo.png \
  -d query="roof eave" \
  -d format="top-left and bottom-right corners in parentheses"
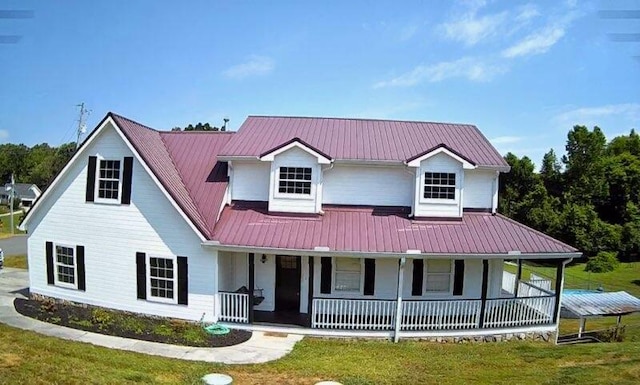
top-left (202, 242), bottom-right (581, 259)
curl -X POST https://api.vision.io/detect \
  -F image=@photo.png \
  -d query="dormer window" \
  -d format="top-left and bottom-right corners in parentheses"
top-left (423, 172), bottom-right (455, 200)
top-left (278, 167), bottom-right (312, 195)
top-left (98, 160), bottom-right (121, 200)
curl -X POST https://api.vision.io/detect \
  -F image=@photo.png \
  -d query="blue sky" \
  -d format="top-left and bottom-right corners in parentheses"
top-left (1, 0), bottom-right (638, 167)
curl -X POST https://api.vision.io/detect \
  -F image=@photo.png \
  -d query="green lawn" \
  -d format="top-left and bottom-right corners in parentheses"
top-left (0, 211), bottom-right (25, 236)
top-left (2, 255), bottom-right (27, 269)
top-left (1, 323), bottom-right (640, 384)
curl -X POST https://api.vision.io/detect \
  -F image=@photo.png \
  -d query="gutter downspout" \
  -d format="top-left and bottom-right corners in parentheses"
top-left (394, 256), bottom-right (406, 343)
top-left (402, 163), bottom-right (416, 217)
top-left (318, 163), bottom-right (335, 214)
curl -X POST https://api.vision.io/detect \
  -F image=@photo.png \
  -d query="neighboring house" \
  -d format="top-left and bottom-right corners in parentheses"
top-left (20, 113), bottom-right (580, 341)
top-left (1, 183), bottom-right (42, 208)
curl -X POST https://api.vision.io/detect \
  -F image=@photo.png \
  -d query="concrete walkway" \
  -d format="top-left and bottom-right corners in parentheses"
top-left (0, 268), bottom-right (303, 364)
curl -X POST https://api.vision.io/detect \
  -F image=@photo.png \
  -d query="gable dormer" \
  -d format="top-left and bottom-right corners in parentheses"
top-left (406, 145), bottom-right (476, 218)
top-left (260, 138), bottom-right (331, 214)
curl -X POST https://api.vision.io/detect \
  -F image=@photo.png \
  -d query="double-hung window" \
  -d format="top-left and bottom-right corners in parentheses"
top-left (97, 159), bottom-right (121, 201)
top-left (334, 258), bottom-right (361, 293)
top-left (423, 172), bottom-right (456, 200)
top-left (148, 256), bottom-right (176, 302)
top-left (55, 245), bottom-right (76, 289)
top-left (278, 167), bottom-right (312, 195)
top-left (425, 259), bottom-right (453, 293)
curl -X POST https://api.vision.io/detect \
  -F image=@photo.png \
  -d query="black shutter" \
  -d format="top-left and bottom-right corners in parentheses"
top-left (46, 241), bottom-right (54, 285)
top-left (121, 156), bottom-right (133, 204)
top-left (136, 252), bottom-right (146, 300)
top-left (453, 260), bottom-right (465, 296)
top-left (363, 258), bottom-right (375, 295)
top-left (320, 257), bottom-right (332, 294)
top-left (177, 256), bottom-right (188, 305)
top-left (86, 156), bottom-right (97, 202)
top-left (412, 259), bottom-right (424, 296)
top-left (76, 246), bottom-right (86, 291)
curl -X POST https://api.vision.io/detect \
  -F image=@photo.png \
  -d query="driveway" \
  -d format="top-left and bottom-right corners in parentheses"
top-left (0, 235), bottom-right (27, 256)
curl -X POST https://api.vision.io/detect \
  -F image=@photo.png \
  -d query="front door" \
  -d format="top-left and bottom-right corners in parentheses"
top-left (275, 255), bottom-right (301, 311)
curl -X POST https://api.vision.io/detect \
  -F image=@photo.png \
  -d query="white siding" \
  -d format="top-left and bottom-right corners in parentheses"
top-left (414, 153), bottom-right (463, 217)
top-left (231, 161), bottom-right (270, 201)
top-left (402, 258), bottom-right (483, 299)
top-left (26, 124), bottom-right (218, 322)
top-left (269, 147), bottom-right (320, 213)
top-left (254, 254), bottom-right (276, 311)
top-left (323, 165), bottom-right (413, 206)
top-left (463, 170), bottom-right (495, 209)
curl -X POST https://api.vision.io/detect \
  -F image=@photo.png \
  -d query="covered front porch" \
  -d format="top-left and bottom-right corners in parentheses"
top-left (215, 250), bottom-right (567, 340)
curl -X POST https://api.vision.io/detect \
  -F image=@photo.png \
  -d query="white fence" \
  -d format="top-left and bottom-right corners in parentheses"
top-left (401, 299), bottom-right (481, 330)
top-left (518, 281), bottom-right (554, 298)
top-left (502, 271), bottom-right (517, 294)
top-left (219, 292), bottom-right (249, 323)
top-left (483, 296), bottom-right (555, 328)
top-left (530, 274), bottom-right (553, 292)
top-left (311, 298), bottom-right (396, 330)
top-left (311, 296), bottom-right (554, 331)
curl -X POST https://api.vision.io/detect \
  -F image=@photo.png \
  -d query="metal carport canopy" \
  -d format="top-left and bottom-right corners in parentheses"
top-left (562, 291), bottom-right (640, 318)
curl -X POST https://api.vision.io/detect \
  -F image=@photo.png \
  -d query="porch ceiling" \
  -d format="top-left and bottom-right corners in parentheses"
top-left (210, 202), bottom-right (578, 256)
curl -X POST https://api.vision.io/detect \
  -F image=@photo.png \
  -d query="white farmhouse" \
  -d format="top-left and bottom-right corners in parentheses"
top-left (20, 113), bottom-right (580, 341)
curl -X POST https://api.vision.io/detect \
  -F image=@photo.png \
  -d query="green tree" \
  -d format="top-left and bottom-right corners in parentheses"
top-left (562, 125), bottom-right (608, 205)
top-left (539, 149), bottom-right (563, 198)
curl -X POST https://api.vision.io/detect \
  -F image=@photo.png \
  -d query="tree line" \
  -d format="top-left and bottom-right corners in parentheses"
top-left (0, 142), bottom-right (75, 190)
top-left (500, 125), bottom-right (640, 266)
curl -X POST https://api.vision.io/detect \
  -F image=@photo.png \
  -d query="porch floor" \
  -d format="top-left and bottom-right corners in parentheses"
top-left (254, 310), bottom-right (309, 327)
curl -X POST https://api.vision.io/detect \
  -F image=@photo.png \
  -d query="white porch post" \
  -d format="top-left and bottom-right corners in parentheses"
top-left (394, 257), bottom-right (406, 343)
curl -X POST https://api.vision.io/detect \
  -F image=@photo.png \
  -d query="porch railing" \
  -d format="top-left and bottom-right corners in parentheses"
top-left (311, 298), bottom-right (397, 330)
top-left (483, 296), bottom-right (555, 328)
top-left (401, 299), bottom-right (482, 330)
top-left (517, 281), bottom-right (554, 298)
top-left (219, 292), bottom-right (249, 323)
top-left (310, 295), bottom-right (555, 331)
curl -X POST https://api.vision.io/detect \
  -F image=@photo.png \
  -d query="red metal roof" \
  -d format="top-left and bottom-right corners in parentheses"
top-left (111, 113), bottom-right (233, 238)
top-left (220, 116), bottom-right (508, 167)
top-left (212, 202), bottom-right (577, 254)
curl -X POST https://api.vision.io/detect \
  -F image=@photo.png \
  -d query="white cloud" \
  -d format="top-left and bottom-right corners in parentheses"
top-left (0, 129), bottom-right (8, 142)
top-left (223, 55), bottom-right (275, 80)
top-left (439, 9), bottom-right (508, 46)
top-left (373, 57), bottom-right (504, 88)
top-left (501, 25), bottom-right (565, 58)
top-left (554, 103), bottom-right (640, 131)
top-left (490, 136), bottom-right (524, 145)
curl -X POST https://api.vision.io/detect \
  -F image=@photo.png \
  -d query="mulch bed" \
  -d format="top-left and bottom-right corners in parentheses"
top-left (14, 298), bottom-right (252, 348)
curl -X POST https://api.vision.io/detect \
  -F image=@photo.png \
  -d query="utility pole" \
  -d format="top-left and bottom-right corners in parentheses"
top-left (9, 173), bottom-right (14, 235)
top-left (76, 103), bottom-right (90, 149)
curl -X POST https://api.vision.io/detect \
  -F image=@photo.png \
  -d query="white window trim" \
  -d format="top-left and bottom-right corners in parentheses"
top-left (332, 257), bottom-right (364, 295)
top-left (146, 254), bottom-right (178, 305)
top-left (423, 259), bottom-right (454, 295)
top-left (419, 171), bottom-right (459, 205)
top-left (273, 166), bottom-right (315, 200)
top-left (53, 243), bottom-right (78, 290)
top-left (94, 157), bottom-right (123, 204)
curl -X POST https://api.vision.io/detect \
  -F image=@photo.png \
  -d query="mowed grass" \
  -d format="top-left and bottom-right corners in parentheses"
top-left (2, 255), bottom-right (27, 269)
top-left (1, 323), bottom-right (640, 385)
top-left (0, 211), bottom-right (25, 237)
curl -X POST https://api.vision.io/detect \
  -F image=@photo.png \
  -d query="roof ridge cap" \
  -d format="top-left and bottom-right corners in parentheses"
top-left (246, 115), bottom-right (477, 126)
